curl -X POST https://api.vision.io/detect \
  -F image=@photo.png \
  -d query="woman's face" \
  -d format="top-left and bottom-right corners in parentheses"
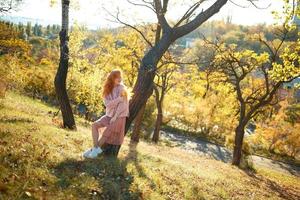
top-left (113, 74), bottom-right (122, 85)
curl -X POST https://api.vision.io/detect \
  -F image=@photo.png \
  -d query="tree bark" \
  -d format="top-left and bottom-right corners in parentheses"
top-left (54, 0), bottom-right (76, 130)
top-left (232, 125), bottom-right (245, 166)
top-left (130, 23), bottom-right (162, 143)
top-left (152, 103), bottom-right (163, 143)
top-left (125, 32), bottom-right (174, 132)
top-left (131, 104), bottom-right (146, 142)
top-left (152, 84), bottom-right (163, 142)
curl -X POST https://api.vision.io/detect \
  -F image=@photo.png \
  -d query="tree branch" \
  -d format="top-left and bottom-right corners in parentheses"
top-left (127, 0), bottom-right (156, 12)
top-left (154, 0), bottom-right (171, 31)
top-left (173, 1), bottom-right (205, 28)
top-left (173, 0), bottom-right (228, 38)
top-left (0, 0), bottom-right (21, 13)
top-left (104, 7), bottom-right (153, 47)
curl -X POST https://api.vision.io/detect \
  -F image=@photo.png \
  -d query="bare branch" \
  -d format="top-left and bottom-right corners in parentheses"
top-left (174, 0), bottom-right (228, 38)
top-left (229, 0), bottom-right (270, 9)
top-left (247, 0), bottom-right (271, 9)
top-left (174, 1), bottom-right (204, 28)
top-left (127, 0), bottom-right (156, 12)
top-left (154, 0), bottom-right (171, 31)
top-left (0, 0), bottom-right (22, 13)
top-left (103, 7), bottom-right (153, 47)
top-left (228, 0), bottom-right (250, 8)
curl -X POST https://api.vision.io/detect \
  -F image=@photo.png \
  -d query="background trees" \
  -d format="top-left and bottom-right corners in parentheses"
top-left (256, 100), bottom-right (300, 158)
top-left (152, 63), bottom-right (178, 142)
top-left (0, 21), bottom-right (30, 55)
top-left (25, 22), bottom-right (32, 37)
top-left (196, 21), bottom-right (300, 165)
top-left (0, 0), bottom-right (22, 13)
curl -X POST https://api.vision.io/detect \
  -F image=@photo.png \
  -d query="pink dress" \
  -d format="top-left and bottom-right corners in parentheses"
top-left (94, 84), bottom-right (129, 145)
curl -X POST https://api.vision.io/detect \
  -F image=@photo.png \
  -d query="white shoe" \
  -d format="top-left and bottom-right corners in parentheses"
top-left (83, 147), bottom-right (102, 158)
top-left (83, 148), bottom-right (93, 158)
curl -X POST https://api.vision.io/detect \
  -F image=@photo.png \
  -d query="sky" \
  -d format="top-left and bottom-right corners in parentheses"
top-left (6, 0), bottom-right (284, 29)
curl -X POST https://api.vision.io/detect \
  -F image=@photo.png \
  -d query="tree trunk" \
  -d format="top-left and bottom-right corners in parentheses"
top-left (125, 32), bottom-right (174, 132)
top-left (130, 23), bottom-right (162, 143)
top-left (54, 0), bottom-right (76, 130)
top-left (131, 104), bottom-right (146, 142)
top-left (232, 125), bottom-right (245, 166)
top-left (152, 103), bottom-right (163, 143)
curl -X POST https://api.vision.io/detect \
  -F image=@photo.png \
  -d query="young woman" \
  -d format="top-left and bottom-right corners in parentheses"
top-left (83, 69), bottom-right (129, 158)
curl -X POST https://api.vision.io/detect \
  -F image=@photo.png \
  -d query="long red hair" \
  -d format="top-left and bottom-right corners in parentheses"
top-left (102, 69), bottom-right (122, 98)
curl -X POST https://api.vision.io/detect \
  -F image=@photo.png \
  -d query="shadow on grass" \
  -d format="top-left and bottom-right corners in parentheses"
top-left (245, 171), bottom-right (300, 200)
top-left (123, 141), bottom-right (157, 190)
top-left (271, 160), bottom-right (300, 177)
top-left (161, 131), bottom-right (232, 163)
top-left (0, 117), bottom-right (34, 124)
top-left (52, 141), bottom-right (156, 200)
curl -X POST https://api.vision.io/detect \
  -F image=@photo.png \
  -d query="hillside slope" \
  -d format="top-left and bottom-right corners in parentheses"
top-left (0, 92), bottom-right (299, 200)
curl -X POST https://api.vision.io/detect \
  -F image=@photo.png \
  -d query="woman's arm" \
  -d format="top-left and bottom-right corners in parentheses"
top-left (109, 86), bottom-right (129, 123)
top-left (110, 97), bottom-right (128, 124)
top-left (114, 99), bottom-right (128, 116)
top-left (104, 96), bottom-right (122, 108)
top-left (104, 84), bottom-right (126, 108)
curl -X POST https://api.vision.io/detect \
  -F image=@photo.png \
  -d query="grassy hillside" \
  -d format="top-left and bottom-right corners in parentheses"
top-left (0, 92), bottom-right (299, 200)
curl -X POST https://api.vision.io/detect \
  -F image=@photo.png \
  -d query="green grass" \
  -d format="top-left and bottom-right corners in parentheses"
top-left (0, 92), bottom-right (299, 200)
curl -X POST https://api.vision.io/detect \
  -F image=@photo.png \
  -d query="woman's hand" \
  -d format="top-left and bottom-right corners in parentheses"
top-left (110, 116), bottom-right (117, 124)
top-left (120, 90), bottom-right (128, 100)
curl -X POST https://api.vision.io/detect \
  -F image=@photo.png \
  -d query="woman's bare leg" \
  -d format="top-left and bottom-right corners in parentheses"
top-left (98, 137), bottom-right (106, 147)
top-left (92, 122), bottom-right (100, 147)
top-left (91, 116), bottom-right (110, 148)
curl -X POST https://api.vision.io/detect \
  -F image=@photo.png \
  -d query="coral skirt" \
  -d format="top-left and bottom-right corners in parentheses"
top-left (94, 115), bottom-right (126, 145)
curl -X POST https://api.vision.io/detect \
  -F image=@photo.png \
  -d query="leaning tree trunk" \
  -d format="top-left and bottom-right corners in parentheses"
top-left (152, 102), bottom-right (163, 143)
top-left (54, 0), bottom-right (76, 130)
top-left (125, 33), bottom-right (174, 132)
top-left (131, 104), bottom-right (146, 142)
top-left (232, 124), bottom-right (246, 166)
top-left (130, 23), bottom-right (162, 143)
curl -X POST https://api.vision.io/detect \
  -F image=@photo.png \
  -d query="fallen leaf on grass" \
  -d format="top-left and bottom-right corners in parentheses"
top-left (25, 191), bottom-right (32, 197)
